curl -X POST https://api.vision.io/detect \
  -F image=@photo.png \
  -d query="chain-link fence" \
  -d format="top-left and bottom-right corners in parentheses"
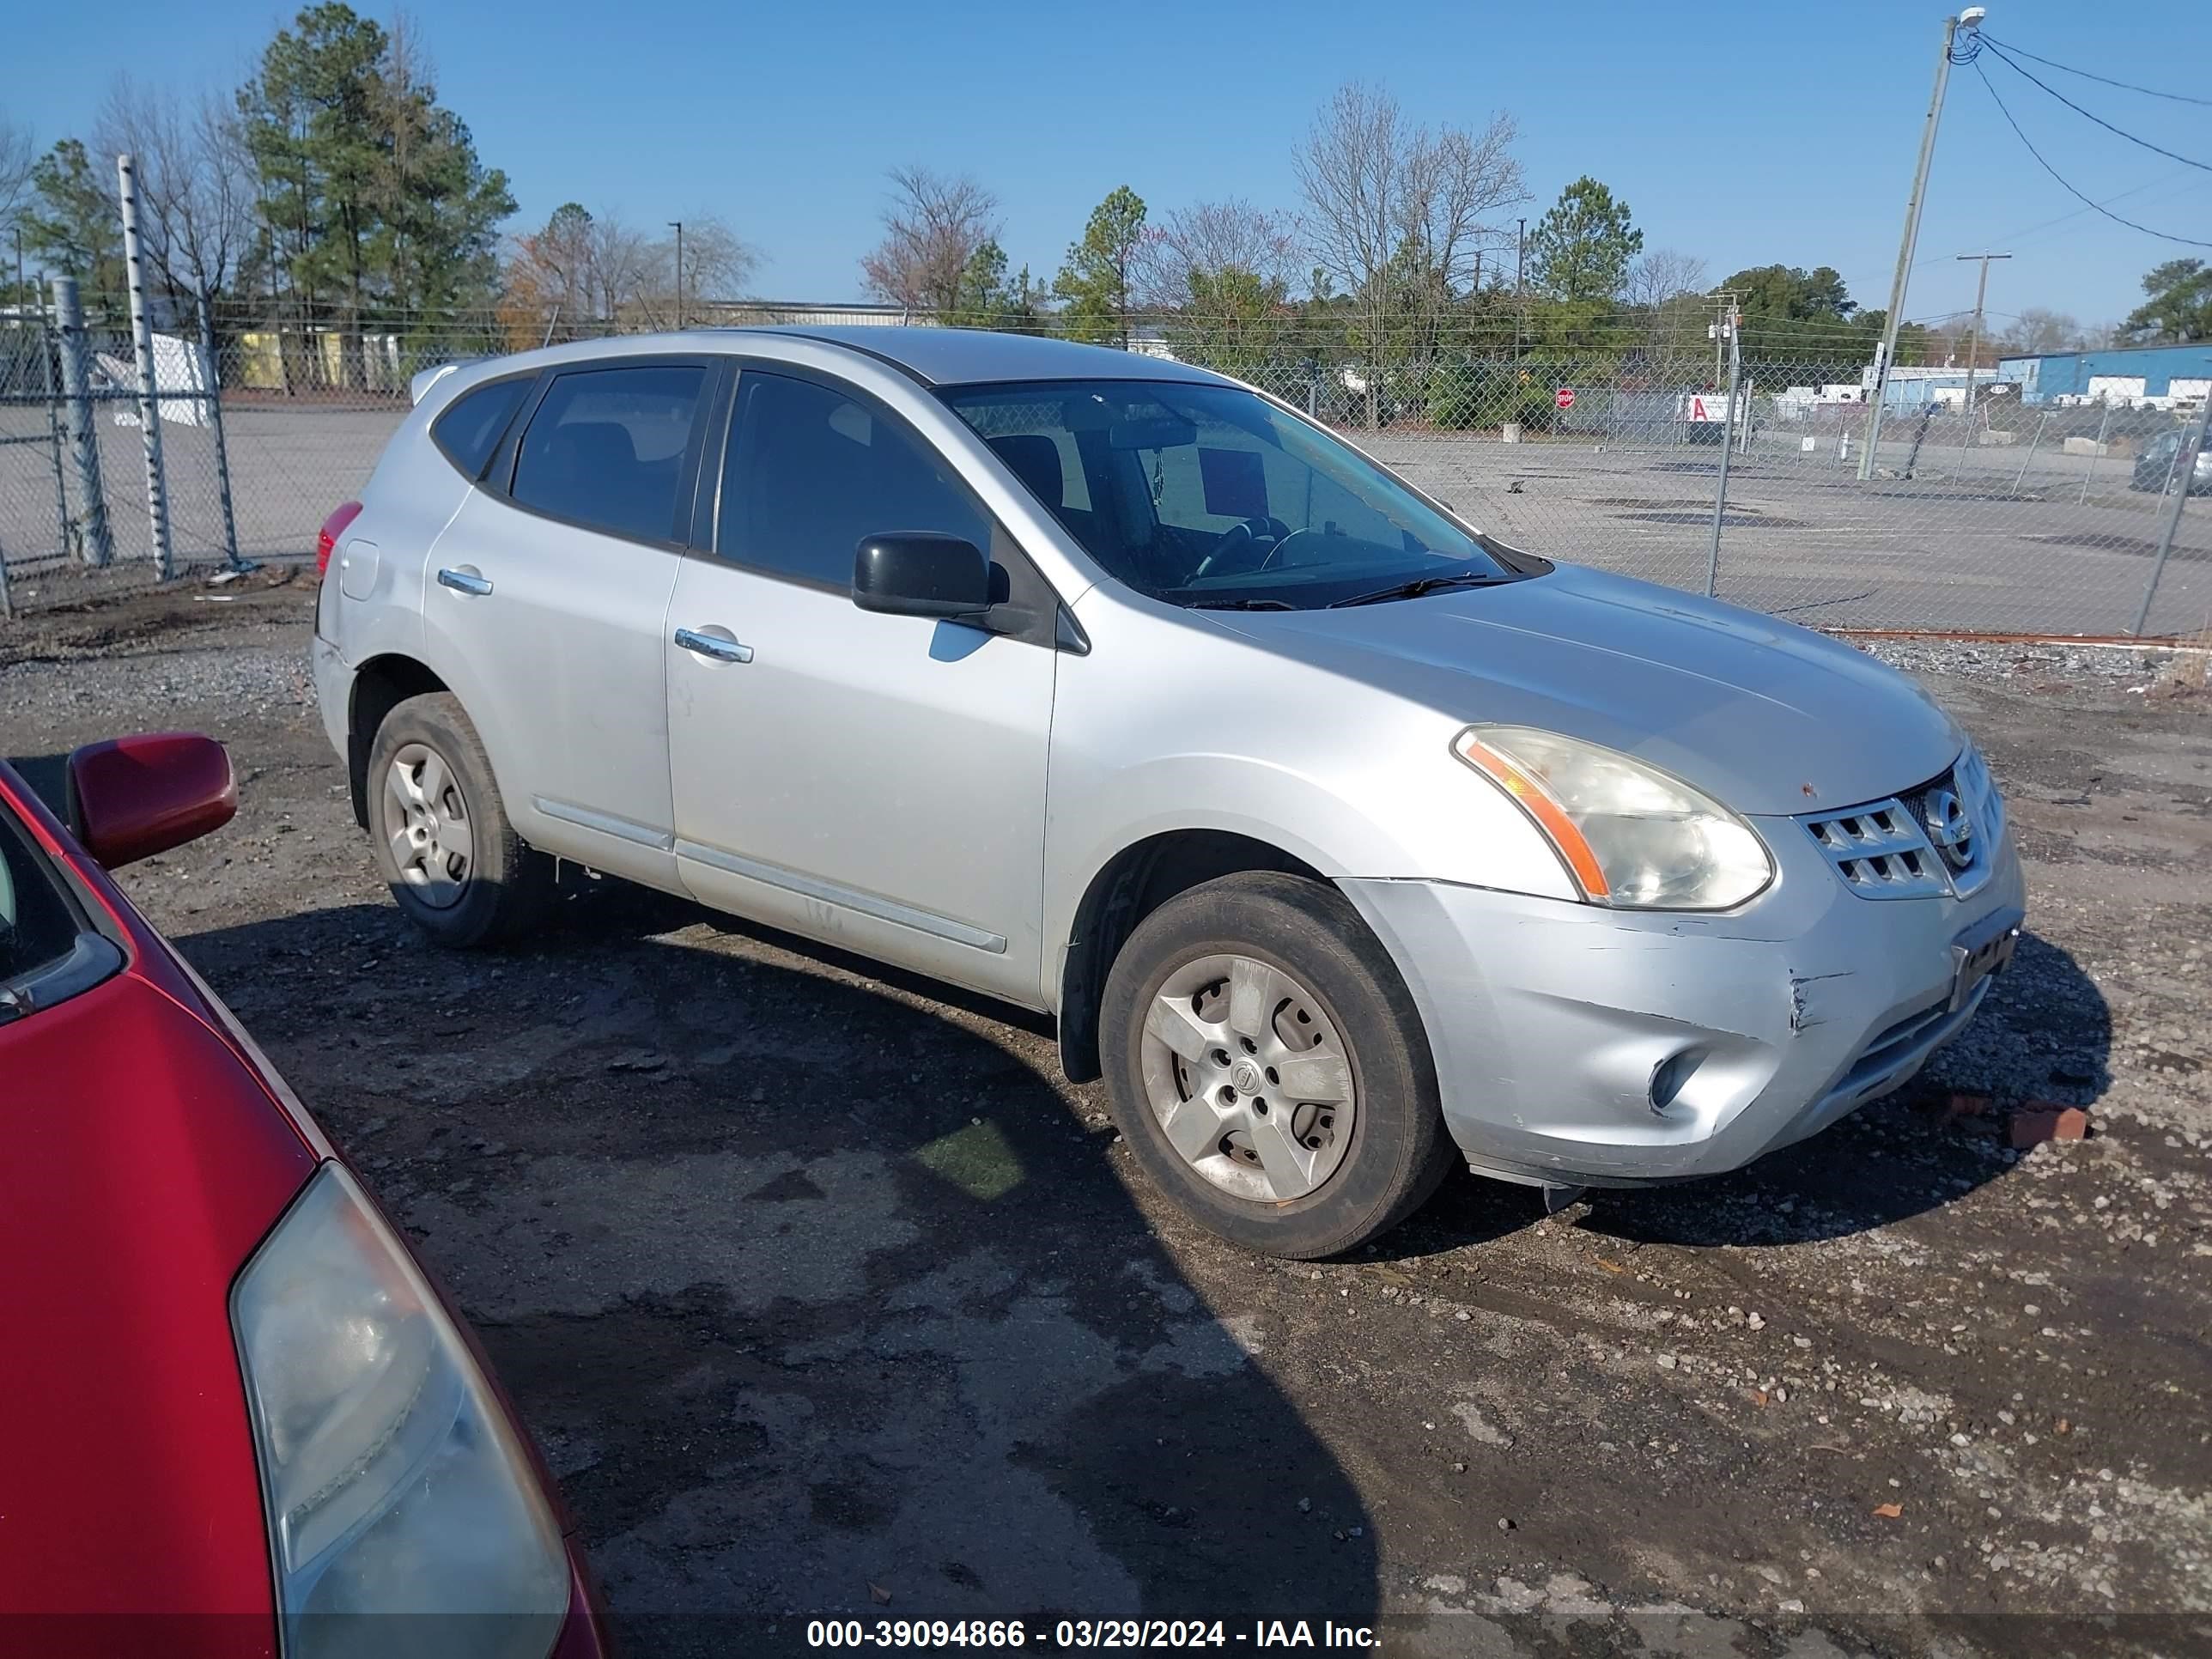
top-left (3, 295), bottom-right (2205, 639)
top-left (0, 295), bottom-right (250, 615)
top-left (1235, 344), bottom-right (2209, 640)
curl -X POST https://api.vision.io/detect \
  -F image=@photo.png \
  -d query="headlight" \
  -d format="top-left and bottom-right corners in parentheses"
top-left (233, 1164), bottom-right (568, 1658)
top-left (1453, 725), bottom-right (1773, 909)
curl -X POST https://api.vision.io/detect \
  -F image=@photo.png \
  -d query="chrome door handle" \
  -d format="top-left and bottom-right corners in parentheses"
top-left (674, 626), bottom-right (753, 664)
top-left (436, 567), bottom-right (493, 596)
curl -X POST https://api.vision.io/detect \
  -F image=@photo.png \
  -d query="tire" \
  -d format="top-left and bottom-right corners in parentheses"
top-left (365, 691), bottom-right (553, 948)
top-left (1099, 872), bottom-right (1456, 1259)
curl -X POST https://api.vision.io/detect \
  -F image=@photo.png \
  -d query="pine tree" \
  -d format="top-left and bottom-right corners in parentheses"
top-left (19, 140), bottom-right (126, 311)
top-left (1053, 185), bottom-right (1146, 347)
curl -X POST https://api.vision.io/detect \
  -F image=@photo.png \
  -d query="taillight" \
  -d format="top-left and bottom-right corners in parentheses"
top-left (316, 501), bottom-right (364, 580)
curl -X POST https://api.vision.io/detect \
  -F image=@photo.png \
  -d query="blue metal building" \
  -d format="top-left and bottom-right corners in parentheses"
top-left (1997, 342), bottom-right (2212, 404)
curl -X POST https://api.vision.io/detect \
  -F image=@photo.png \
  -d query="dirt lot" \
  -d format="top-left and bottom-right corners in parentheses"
top-left (4, 573), bottom-right (2209, 1656)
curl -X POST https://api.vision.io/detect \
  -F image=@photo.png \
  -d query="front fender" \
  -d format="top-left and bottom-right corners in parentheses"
top-left (1042, 605), bottom-right (1580, 1010)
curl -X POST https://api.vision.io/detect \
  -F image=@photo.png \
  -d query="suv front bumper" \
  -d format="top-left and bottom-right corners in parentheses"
top-left (1342, 818), bottom-right (2025, 1188)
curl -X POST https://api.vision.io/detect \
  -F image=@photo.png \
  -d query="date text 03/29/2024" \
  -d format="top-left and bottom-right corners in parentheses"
top-left (805, 1620), bottom-right (1380, 1650)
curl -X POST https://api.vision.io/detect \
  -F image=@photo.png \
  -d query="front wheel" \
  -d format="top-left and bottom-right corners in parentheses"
top-left (1099, 872), bottom-right (1455, 1259)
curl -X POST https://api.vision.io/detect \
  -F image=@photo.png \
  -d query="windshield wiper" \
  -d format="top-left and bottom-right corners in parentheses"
top-left (1187, 597), bottom-right (1296, 611)
top-left (1328, 573), bottom-right (1506, 608)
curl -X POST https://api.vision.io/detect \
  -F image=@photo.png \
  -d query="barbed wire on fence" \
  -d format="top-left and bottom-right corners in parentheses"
top-left (2, 293), bottom-right (2204, 638)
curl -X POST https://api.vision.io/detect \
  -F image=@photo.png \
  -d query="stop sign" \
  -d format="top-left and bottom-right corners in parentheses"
top-left (1555, 387), bottom-right (1575, 410)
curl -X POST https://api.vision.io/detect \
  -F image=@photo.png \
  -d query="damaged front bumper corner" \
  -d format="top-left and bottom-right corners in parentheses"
top-left (1341, 819), bottom-right (2026, 1188)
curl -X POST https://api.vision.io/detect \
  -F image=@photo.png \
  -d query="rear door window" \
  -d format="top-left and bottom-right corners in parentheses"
top-left (431, 376), bottom-right (533, 479)
top-left (510, 363), bottom-right (708, 544)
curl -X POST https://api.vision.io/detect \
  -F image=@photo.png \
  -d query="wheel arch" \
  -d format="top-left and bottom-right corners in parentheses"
top-left (1055, 828), bottom-right (1328, 1085)
top-left (346, 653), bottom-right (450, 828)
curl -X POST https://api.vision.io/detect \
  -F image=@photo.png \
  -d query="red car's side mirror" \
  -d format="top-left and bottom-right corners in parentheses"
top-left (66, 733), bottom-right (238, 868)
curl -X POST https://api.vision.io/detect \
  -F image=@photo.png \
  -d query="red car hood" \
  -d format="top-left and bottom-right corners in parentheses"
top-left (0, 963), bottom-right (315, 1646)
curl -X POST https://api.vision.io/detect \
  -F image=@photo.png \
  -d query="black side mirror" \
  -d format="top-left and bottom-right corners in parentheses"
top-left (853, 533), bottom-right (992, 619)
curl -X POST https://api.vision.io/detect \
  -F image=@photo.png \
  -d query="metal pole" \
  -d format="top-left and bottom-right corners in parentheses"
top-left (669, 221), bottom-right (684, 330)
top-left (39, 298), bottom-right (71, 562)
top-left (1859, 11), bottom-right (1974, 482)
top-left (197, 295), bottom-right (246, 570)
top-left (2132, 416), bottom-right (2203, 637)
top-left (1903, 404), bottom-right (1937, 477)
top-left (1705, 308), bottom-right (1741, 598)
top-left (2077, 398), bottom-right (2112, 504)
top-left (1949, 251), bottom-right (2008, 479)
top-left (0, 234), bottom-right (24, 615)
top-left (117, 153), bottom-right (173, 578)
top-left (1514, 218), bottom-right (1525, 359)
top-left (52, 276), bottom-right (113, 568)
top-left (2010, 410), bottom-right (2050, 493)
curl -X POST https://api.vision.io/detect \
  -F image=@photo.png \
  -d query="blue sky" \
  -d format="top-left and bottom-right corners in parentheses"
top-left (11, 0), bottom-right (2211, 330)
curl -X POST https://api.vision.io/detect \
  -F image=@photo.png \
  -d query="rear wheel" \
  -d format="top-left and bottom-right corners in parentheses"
top-left (1100, 872), bottom-right (1455, 1259)
top-left (367, 692), bottom-right (552, 947)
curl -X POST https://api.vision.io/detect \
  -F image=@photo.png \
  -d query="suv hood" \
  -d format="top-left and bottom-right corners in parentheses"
top-left (1209, 563), bottom-right (1960, 816)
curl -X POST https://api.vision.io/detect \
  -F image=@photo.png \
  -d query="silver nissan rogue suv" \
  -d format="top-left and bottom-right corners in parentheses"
top-left (312, 326), bottom-right (2024, 1258)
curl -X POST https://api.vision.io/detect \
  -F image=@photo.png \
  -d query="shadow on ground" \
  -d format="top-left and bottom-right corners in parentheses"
top-left (179, 891), bottom-right (1380, 1657)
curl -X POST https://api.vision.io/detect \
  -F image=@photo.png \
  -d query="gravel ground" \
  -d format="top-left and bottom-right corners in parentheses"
top-left (4, 572), bottom-right (2209, 1657)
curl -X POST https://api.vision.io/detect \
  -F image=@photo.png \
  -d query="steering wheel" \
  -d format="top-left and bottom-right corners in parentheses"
top-left (1256, 526), bottom-right (1323, 571)
top-left (1192, 517), bottom-right (1294, 580)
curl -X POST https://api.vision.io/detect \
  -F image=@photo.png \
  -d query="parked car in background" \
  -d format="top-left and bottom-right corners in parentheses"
top-left (313, 327), bottom-right (2022, 1259)
top-left (0, 737), bottom-right (608, 1659)
top-left (2130, 420), bottom-right (2211, 495)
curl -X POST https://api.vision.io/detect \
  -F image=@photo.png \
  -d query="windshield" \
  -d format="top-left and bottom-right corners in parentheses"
top-left (940, 379), bottom-right (1529, 609)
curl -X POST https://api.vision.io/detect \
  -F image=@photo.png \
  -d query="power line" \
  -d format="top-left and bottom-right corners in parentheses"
top-left (1972, 60), bottom-right (2212, 249)
top-left (1917, 166), bottom-right (2209, 266)
top-left (1976, 32), bottom-right (2212, 108)
top-left (1979, 40), bottom-right (2212, 173)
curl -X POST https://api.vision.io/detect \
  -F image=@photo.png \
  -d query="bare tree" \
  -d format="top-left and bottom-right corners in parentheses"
top-left (631, 215), bottom-right (759, 326)
top-left (0, 112), bottom-right (34, 253)
top-left (1128, 199), bottom-right (1304, 373)
top-left (1997, 306), bottom-right (2085, 356)
top-left (507, 204), bottom-right (757, 336)
top-left (1295, 82), bottom-right (1524, 423)
top-left (92, 77), bottom-right (256, 307)
top-left (860, 166), bottom-right (999, 316)
top-left (1133, 198), bottom-right (1299, 308)
top-left (1625, 247), bottom-right (1708, 309)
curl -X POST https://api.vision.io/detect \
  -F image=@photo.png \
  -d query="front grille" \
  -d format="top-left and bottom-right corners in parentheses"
top-left (1802, 744), bottom-right (2002, 901)
top-left (1804, 799), bottom-right (1950, 897)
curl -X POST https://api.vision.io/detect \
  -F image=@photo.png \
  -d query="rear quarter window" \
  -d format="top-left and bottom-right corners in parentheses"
top-left (431, 375), bottom-right (534, 479)
top-left (510, 362), bottom-right (708, 544)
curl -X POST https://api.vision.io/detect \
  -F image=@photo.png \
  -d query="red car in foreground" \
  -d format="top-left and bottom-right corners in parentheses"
top-left (0, 734), bottom-right (609, 1659)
